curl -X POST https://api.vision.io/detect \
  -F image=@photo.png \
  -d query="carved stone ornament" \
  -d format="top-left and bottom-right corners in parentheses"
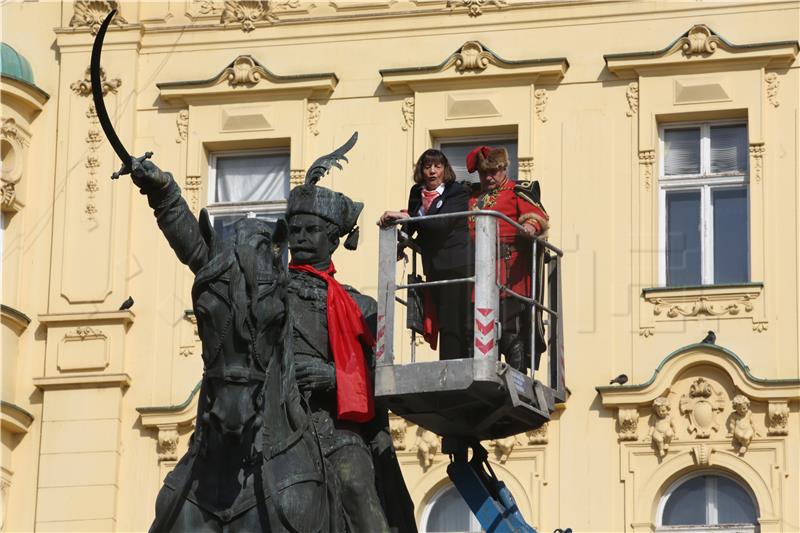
top-left (533, 89), bottom-right (548, 123)
top-left (84, 104), bottom-right (102, 221)
top-left (415, 427), bottom-right (440, 470)
top-left (401, 97), bottom-right (415, 131)
top-left (66, 326), bottom-right (105, 340)
top-left (290, 170), bottom-right (305, 188)
top-left (749, 142), bottom-right (765, 184)
top-left (1, 118), bottom-right (27, 147)
top-left (492, 435), bottom-right (518, 463)
top-left (157, 425), bottom-right (179, 462)
top-left (447, 0), bottom-right (507, 17)
top-left (517, 158), bottom-right (534, 181)
top-left (389, 417), bottom-right (408, 450)
top-left (650, 397), bottom-right (677, 458)
top-left (626, 82), bottom-right (639, 117)
top-left (765, 72), bottom-right (780, 107)
top-left (728, 394), bottom-right (757, 454)
top-left (526, 422), bottom-right (548, 445)
top-left (652, 295), bottom-right (754, 319)
top-left (454, 41), bottom-right (494, 72)
top-left (220, 0), bottom-right (300, 32)
top-left (224, 56), bottom-right (268, 86)
top-left (69, 0), bottom-right (127, 35)
top-left (679, 25), bottom-right (721, 57)
top-left (1, 183), bottom-right (16, 210)
top-left (617, 407), bottom-right (639, 441)
top-left (638, 150), bottom-right (655, 190)
top-left (176, 110), bottom-right (189, 143)
top-left (184, 176), bottom-right (202, 213)
top-left (691, 443), bottom-right (713, 466)
top-left (71, 67), bottom-right (121, 97)
top-left (307, 102), bottom-right (320, 136)
top-left (767, 401), bottom-right (789, 436)
top-left (679, 377), bottom-right (725, 438)
top-left (639, 327), bottom-right (654, 338)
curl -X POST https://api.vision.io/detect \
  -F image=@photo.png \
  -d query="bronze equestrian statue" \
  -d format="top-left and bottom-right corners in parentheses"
top-left (130, 136), bottom-right (415, 532)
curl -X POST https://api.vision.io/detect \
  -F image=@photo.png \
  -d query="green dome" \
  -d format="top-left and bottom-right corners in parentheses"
top-left (1, 43), bottom-right (35, 85)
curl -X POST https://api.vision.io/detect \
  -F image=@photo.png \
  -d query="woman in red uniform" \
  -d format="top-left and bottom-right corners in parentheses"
top-left (466, 145), bottom-right (549, 371)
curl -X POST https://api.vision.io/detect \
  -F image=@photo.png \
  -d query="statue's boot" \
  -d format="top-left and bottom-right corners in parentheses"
top-left (500, 334), bottom-right (527, 372)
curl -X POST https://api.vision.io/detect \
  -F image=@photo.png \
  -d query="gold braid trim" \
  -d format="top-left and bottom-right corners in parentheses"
top-left (518, 211), bottom-right (549, 238)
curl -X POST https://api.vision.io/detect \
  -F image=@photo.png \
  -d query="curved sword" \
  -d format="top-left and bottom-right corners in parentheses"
top-left (91, 9), bottom-right (152, 179)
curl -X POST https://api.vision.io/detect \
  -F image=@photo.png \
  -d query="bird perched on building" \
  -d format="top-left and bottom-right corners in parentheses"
top-left (700, 330), bottom-right (716, 345)
top-left (609, 374), bottom-right (628, 385)
top-left (119, 296), bottom-right (134, 310)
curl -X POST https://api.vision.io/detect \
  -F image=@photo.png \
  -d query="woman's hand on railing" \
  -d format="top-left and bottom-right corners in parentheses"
top-left (378, 210), bottom-right (410, 227)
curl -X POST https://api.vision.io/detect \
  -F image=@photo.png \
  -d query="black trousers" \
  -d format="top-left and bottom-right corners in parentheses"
top-left (428, 265), bottom-right (473, 360)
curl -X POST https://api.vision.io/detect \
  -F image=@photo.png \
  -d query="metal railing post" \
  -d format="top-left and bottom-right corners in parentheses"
top-left (548, 254), bottom-right (566, 402)
top-left (376, 227), bottom-right (397, 367)
top-left (473, 215), bottom-right (499, 362)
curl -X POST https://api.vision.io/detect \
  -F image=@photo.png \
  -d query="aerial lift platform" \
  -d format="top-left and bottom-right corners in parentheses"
top-left (375, 211), bottom-right (568, 533)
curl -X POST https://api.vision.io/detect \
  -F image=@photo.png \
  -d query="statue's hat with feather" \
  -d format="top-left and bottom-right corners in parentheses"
top-left (287, 132), bottom-right (363, 250)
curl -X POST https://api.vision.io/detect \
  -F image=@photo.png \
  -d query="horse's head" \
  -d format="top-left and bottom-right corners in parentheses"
top-left (193, 212), bottom-right (288, 441)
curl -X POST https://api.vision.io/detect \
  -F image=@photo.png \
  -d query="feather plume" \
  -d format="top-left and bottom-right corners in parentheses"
top-left (304, 132), bottom-right (358, 186)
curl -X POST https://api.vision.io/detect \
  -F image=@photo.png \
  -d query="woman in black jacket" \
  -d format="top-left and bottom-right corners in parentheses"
top-left (379, 149), bottom-right (473, 360)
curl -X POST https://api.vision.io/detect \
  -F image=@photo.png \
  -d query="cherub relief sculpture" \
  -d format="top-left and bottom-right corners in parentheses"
top-left (415, 427), bottom-right (440, 470)
top-left (649, 397), bottom-right (677, 458)
top-left (729, 395), bottom-right (757, 454)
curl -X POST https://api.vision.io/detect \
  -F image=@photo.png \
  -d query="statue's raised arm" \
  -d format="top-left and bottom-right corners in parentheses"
top-left (130, 158), bottom-right (210, 274)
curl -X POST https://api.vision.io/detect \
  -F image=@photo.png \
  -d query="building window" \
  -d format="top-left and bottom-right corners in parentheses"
top-left (437, 137), bottom-right (518, 183)
top-left (659, 121), bottom-right (749, 286)
top-left (207, 148), bottom-right (290, 241)
top-left (421, 484), bottom-right (483, 533)
top-left (657, 473), bottom-right (759, 533)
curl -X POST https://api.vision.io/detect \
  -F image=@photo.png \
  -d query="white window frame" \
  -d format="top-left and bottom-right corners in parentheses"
top-left (656, 471), bottom-right (759, 533)
top-left (420, 483), bottom-right (483, 533)
top-left (207, 147), bottom-right (290, 222)
top-left (657, 120), bottom-right (750, 286)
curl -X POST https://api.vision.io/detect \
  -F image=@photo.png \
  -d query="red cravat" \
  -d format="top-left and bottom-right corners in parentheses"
top-left (288, 262), bottom-right (375, 423)
top-left (421, 188), bottom-right (440, 213)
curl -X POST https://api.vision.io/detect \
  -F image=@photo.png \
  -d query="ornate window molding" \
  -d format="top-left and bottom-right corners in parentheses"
top-left (642, 284), bottom-right (766, 332)
top-left (597, 344), bottom-right (799, 531)
top-left (380, 41), bottom-right (567, 93)
top-left (603, 26), bottom-right (798, 338)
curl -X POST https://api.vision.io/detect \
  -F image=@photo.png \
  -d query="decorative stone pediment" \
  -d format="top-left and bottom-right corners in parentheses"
top-left (380, 41), bottom-right (568, 92)
top-left (157, 55), bottom-right (338, 105)
top-left (597, 344), bottom-right (798, 530)
top-left (138, 382), bottom-right (201, 462)
top-left (605, 24), bottom-right (798, 77)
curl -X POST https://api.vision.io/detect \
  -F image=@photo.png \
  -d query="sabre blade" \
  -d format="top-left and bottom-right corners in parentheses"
top-left (91, 9), bottom-right (132, 179)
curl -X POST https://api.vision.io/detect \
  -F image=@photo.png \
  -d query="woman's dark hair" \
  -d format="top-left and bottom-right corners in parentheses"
top-left (413, 149), bottom-right (457, 185)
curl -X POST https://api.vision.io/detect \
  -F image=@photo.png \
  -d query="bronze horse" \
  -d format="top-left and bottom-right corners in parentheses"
top-left (149, 211), bottom-right (343, 532)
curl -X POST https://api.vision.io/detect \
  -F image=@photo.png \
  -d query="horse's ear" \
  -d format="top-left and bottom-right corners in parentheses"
top-left (272, 218), bottom-right (288, 257)
top-left (198, 208), bottom-right (216, 247)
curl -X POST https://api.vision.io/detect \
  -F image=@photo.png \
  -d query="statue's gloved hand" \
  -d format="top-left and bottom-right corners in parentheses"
top-left (295, 356), bottom-right (336, 393)
top-left (130, 157), bottom-right (170, 194)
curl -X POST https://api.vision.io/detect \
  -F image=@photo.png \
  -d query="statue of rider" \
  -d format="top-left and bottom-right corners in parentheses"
top-left (285, 138), bottom-right (417, 533)
top-left (129, 135), bottom-right (416, 532)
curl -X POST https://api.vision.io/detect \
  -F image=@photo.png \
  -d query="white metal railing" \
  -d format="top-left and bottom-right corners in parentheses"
top-left (375, 210), bottom-right (566, 402)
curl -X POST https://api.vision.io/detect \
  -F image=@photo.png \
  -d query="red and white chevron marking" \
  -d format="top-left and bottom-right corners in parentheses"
top-left (474, 307), bottom-right (495, 357)
top-left (376, 314), bottom-right (386, 359)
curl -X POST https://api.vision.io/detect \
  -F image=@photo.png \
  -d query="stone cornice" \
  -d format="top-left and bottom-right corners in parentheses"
top-left (138, 381), bottom-right (201, 427)
top-left (380, 41), bottom-right (568, 92)
top-left (38, 310), bottom-right (135, 327)
top-left (0, 400), bottom-right (34, 434)
top-left (1, 304), bottom-right (32, 334)
top-left (597, 344), bottom-right (800, 407)
top-left (157, 55), bottom-right (338, 105)
top-left (605, 24), bottom-right (799, 77)
top-left (33, 372), bottom-right (131, 390)
top-left (0, 75), bottom-right (49, 116)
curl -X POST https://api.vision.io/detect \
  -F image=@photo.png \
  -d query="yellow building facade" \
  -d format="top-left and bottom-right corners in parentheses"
top-left (2, 1), bottom-right (799, 532)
